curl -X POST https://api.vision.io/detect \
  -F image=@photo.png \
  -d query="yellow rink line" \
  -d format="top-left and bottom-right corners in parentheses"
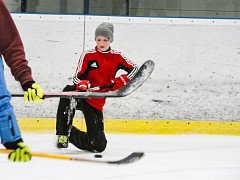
top-left (17, 118), bottom-right (240, 136)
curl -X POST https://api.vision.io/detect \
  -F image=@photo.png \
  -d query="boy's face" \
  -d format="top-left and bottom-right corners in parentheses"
top-left (96, 36), bottom-right (111, 51)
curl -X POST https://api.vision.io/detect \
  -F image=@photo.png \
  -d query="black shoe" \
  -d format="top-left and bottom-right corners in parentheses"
top-left (57, 135), bottom-right (68, 148)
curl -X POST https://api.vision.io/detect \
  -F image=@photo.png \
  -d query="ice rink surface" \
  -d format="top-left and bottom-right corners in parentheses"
top-left (1, 133), bottom-right (240, 180)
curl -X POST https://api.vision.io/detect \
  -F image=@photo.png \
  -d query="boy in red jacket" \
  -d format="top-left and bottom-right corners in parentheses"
top-left (56, 22), bottom-right (138, 152)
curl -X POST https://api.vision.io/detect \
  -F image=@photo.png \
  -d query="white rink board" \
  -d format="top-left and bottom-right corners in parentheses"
top-left (5, 14), bottom-right (240, 121)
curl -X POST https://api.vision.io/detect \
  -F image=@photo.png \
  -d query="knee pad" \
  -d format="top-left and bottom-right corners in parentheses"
top-left (0, 106), bottom-right (21, 144)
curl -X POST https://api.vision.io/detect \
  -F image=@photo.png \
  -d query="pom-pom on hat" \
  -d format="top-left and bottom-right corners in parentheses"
top-left (95, 22), bottom-right (114, 43)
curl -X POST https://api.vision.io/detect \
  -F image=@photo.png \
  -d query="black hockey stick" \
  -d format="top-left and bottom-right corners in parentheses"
top-left (0, 149), bottom-right (144, 164)
top-left (107, 152), bottom-right (144, 164)
top-left (12, 60), bottom-right (155, 99)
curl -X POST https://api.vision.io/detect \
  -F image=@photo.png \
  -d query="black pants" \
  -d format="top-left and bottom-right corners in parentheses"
top-left (56, 85), bottom-right (107, 152)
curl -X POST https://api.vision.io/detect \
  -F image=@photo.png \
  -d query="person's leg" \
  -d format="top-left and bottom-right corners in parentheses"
top-left (69, 99), bottom-right (107, 152)
top-left (56, 85), bottom-right (76, 148)
top-left (56, 85), bottom-right (76, 136)
top-left (0, 57), bottom-right (22, 147)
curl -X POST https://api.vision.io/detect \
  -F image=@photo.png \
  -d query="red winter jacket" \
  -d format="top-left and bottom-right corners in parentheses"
top-left (73, 46), bottom-right (138, 111)
top-left (0, 0), bottom-right (33, 85)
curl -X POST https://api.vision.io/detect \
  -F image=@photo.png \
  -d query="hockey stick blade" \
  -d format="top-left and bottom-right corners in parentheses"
top-left (0, 149), bottom-right (144, 164)
top-left (107, 152), bottom-right (144, 164)
top-left (12, 60), bottom-right (154, 98)
top-left (71, 152), bottom-right (144, 164)
top-left (117, 60), bottom-right (155, 97)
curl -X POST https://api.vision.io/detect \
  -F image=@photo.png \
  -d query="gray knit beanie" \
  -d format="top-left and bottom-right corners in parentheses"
top-left (95, 22), bottom-right (114, 43)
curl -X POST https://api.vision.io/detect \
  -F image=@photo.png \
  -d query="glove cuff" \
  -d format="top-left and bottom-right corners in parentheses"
top-left (4, 138), bottom-right (23, 149)
top-left (22, 81), bottom-right (35, 91)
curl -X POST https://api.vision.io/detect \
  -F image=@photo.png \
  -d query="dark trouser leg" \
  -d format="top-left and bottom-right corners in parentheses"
top-left (56, 85), bottom-right (76, 136)
top-left (69, 99), bottom-right (107, 152)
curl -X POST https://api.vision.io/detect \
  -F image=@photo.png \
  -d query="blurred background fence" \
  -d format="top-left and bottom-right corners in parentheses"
top-left (5, 0), bottom-right (240, 19)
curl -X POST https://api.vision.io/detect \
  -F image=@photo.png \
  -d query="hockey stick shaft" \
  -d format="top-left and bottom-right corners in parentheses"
top-left (11, 84), bottom-right (114, 98)
top-left (0, 149), bottom-right (71, 161)
top-left (0, 149), bottom-right (144, 164)
top-left (11, 91), bottom-right (117, 99)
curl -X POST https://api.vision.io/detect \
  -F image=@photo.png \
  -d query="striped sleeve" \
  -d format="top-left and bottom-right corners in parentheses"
top-left (115, 50), bottom-right (138, 79)
top-left (73, 49), bottom-right (96, 84)
top-left (73, 51), bottom-right (88, 84)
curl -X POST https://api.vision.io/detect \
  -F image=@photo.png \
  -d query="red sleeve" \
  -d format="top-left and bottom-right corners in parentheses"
top-left (73, 51), bottom-right (89, 84)
top-left (117, 53), bottom-right (138, 79)
top-left (0, 0), bottom-right (33, 85)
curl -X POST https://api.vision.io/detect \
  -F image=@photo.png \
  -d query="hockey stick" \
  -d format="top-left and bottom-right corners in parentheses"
top-left (0, 149), bottom-right (144, 164)
top-left (11, 60), bottom-right (155, 99)
top-left (88, 84), bottom-right (114, 91)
